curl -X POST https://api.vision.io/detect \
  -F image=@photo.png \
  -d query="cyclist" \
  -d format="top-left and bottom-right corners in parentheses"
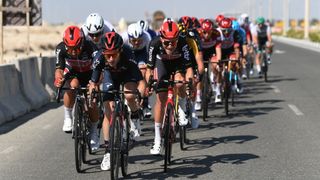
top-left (122, 22), bottom-right (152, 118)
top-left (137, 20), bottom-right (158, 39)
top-left (81, 13), bottom-right (115, 47)
top-left (252, 17), bottom-right (273, 78)
top-left (146, 19), bottom-right (194, 155)
top-left (89, 31), bottom-right (143, 171)
top-left (54, 26), bottom-right (100, 151)
top-left (216, 18), bottom-right (242, 98)
top-left (232, 20), bottom-right (248, 82)
top-left (215, 14), bottom-right (225, 27)
top-left (198, 19), bottom-right (222, 104)
top-left (178, 16), bottom-right (204, 128)
top-left (239, 13), bottom-right (255, 76)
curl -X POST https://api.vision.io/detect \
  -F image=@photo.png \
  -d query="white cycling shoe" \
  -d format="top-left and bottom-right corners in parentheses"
top-left (101, 153), bottom-right (111, 171)
top-left (62, 118), bottom-right (72, 132)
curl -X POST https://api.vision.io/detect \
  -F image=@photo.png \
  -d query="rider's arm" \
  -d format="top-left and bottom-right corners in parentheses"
top-left (91, 51), bottom-right (105, 84)
top-left (215, 42), bottom-right (222, 61)
top-left (146, 38), bottom-right (158, 82)
top-left (267, 25), bottom-right (272, 44)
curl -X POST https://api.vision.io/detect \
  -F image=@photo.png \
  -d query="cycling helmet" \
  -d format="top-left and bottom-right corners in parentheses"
top-left (198, 18), bottom-right (205, 25)
top-left (63, 26), bottom-right (83, 48)
top-left (137, 20), bottom-right (149, 31)
top-left (240, 13), bottom-right (249, 20)
top-left (201, 19), bottom-right (214, 32)
top-left (101, 31), bottom-right (123, 51)
top-left (232, 20), bottom-right (240, 31)
top-left (85, 13), bottom-right (104, 34)
top-left (127, 23), bottom-right (143, 39)
top-left (219, 18), bottom-right (232, 29)
top-left (191, 17), bottom-right (201, 28)
top-left (256, 17), bottom-right (265, 24)
top-left (215, 14), bottom-right (225, 23)
top-left (163, 17), bottom-right (174, 22)
top-left (178, 16), bottom-right (192, 29)
top-left (160, 20), bottom-right (179, 39)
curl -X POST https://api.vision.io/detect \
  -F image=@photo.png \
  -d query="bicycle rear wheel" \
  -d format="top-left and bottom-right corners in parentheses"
top-left (202, 70), bottom-right (209, 121)
top-left (110, 113), bottom-right (121, 180)
top-left (164, 104), bottom-right (174, 173)
top-left (223, 73), bottom-right (230, 116)
top-left (73, 102), bottom-right (83, 173)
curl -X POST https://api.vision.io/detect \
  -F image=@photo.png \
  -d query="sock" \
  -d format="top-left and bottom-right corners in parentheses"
top-left (256, 65), bottom-right (261, 72)
top-left (216, 83), bottom-right (221, 95)
top-left (154, 122), bottom-right (161, 145)
top-left (64, 107), bottom-right (73, 119)
top-left (196, 90), bottom-right (201, 102)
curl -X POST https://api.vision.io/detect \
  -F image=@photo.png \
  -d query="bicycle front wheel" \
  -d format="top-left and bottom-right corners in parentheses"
top-left (121, 108), bottom-right (130, 177)
top-left (73, 102), bottom-right (83, 173)
top-left (164, 103), bottom-right (174, 173)
top-left (202, 70), bottom-right (209, 121)
top-left (110, 113), bottom-right (121, 180)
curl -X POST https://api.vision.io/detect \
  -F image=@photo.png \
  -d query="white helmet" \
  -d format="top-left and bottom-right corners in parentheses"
top-left (85, 13), bottom-right (104, 34)
top-left (240, 13), bottom-right (250, 24)
top-left (137, 20), bottom-right (149, 31)
top-left (127, 23), bottom-right (143, 39)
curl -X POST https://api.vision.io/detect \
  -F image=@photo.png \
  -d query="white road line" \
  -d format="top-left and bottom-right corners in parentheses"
top-left (270, 85), bottom-right (281, 93)
top-left (0, 146), bottom-right (16, 154)
top-left (42, 124), bottom-right (52, 130)
top-left (288, 104), bottom-right (304, 116)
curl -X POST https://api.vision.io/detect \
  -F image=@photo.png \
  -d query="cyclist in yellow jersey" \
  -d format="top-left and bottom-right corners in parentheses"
top-left (178, 16), bottom-right (204, 129)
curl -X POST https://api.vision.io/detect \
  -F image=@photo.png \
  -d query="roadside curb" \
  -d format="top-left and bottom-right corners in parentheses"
top-left (273, 36), bottom-right (320, 53)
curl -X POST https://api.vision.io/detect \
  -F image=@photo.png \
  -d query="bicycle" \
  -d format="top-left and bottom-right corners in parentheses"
top-left (261, 45), bottom-right (268, 82)
top-left (148, 75), bottom-right (192, 172)
top-left (245, 43), bottom-right (255, 79)
top-left (92, 86), bottom-right (141, 180)
top-left (201, 59), bottom-right (214, 121)
top-left (219, 56), bottom-right (239, 116)
top-left (56, 85), bottom-right (91, 173)
top-left (175, 78), bottom-right (193, 151)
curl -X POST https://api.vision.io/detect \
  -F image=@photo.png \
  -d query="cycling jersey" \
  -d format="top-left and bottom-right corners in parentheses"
top-left (55, 40), bottom-right (97, 87)
top-left (147, 36), bottom-right (194, 92)
top-left (55, 40), bottom-right (97, 72)
top-left (216, 29), bottom-right (241, 59)
top-left (252, 24), bottom-right (271, 51)
top-left (199, 29), bottom-right (221, 61)
top-left (179, 29), bottom-right (202, 69)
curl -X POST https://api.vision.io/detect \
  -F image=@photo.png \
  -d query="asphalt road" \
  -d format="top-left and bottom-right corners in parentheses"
top-left (1, 41), bottom-right (320, 180)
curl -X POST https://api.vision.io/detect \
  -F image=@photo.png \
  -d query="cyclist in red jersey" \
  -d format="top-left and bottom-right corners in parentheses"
top-left (197, 19), bottom-right (222, 107)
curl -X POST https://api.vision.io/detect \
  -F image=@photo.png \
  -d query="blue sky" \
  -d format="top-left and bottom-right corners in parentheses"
top-left (43, 0), bottom-right (320, 24)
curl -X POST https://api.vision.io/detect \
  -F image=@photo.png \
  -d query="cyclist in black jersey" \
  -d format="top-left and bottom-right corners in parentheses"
top-left (146, 20), bottom-right (194, 155)
top-left (89, 31), bottom-right (143, 171)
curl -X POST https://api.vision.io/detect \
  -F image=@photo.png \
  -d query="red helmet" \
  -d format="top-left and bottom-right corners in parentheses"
top-left (201, 19), bottom-right (214, 32)
top-left (101, 31), bottom-right (123, 52)
top-left (160, 20), bottom-right (179, 39)
top-left (198, 18), bottom-right (205, 25)
top-left (219, 18), bottom-right (232, 29)
top-left (191, 17), bottom-right (200, 28)
top-left (63, 26), bottom-right (83, 48)
top-left (215, 14), bottom-right (225, 23)
top-left (178, 16), bottom-right (192, 29)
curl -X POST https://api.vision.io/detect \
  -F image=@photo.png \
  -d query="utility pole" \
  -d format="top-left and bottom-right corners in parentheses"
top-left (268, 0), bottom-right (272, 21)
top-left (304, 0), bottom-right (310, 39)
top-left (282, 0), bottom-right (289, 36)
top-left (0, 1), bottom-right (3, 64)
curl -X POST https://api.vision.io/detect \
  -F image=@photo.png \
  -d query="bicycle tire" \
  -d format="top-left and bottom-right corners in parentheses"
top-left (164, 103), bottom-right (174, 173)
top-left (121, 108), bottom-right (130, 177)
top-left (73, 102), bottom-right (83, 173)
top-left (263, 54), bottom-right (268, 82)
top-left (110, 113), bottom-right (121, 180)
top-left (224, 72), bottom-right (230, 116)
top-left (202, 70), bottom-right (209, 121)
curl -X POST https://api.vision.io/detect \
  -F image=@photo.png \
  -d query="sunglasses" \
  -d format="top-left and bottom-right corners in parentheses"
top-left (88, 31), bottom-right (103, 38)
top-left (162, 39), bottom-right (178, 47)
top-left (129, 38), bottom-right (142, 44)
top-left (65, 44), bottom-right (82, 55)
top-left (103, 50), bottom-right (120, 59)
top-left (221, 28), bottom-right (232, 34)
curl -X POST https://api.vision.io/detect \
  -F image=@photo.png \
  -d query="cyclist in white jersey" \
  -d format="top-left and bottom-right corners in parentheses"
top-left (81, 13), bottom-right (116, 48)
top-left (121, 23), bottom-right (153, 119)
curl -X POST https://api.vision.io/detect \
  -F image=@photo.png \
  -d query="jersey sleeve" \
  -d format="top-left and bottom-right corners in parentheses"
top-left (91, 51), bottom-right (105, 83)
top-left (55, 42), bottom-right (66, 70)
top-left (146, 38), bottom-right (158, 69)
